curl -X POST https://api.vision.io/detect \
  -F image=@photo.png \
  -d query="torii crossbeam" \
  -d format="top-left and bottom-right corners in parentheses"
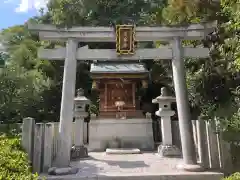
top-left (38, 46), bottom-right (210, 61)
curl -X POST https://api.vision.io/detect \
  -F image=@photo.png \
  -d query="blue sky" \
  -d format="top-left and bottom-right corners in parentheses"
top-left (0, 0), bottom-right (47, 30)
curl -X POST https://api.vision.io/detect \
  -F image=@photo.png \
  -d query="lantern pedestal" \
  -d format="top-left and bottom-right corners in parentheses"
top-left (153, 87), bottom-right (181, 157)
top-left (71, 145), bottom-right (88, 160)
top-left (158, 144), bottom-right (181, 157)
top-left (72, 89), bottom-right (90, 160)
top-left (48, 167), bottom-right (79, 176)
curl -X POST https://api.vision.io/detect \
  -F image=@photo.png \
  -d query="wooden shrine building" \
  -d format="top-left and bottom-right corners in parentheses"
top-left (89, 62), bottom-right (154, 151)
top-left (90, 62), bottom-right (148, 119)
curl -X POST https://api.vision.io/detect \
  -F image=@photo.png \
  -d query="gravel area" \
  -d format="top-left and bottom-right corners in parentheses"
top-left (41, 152), bottom-right (223, 180)
top-left (72, 152), bottom-right (183, 176)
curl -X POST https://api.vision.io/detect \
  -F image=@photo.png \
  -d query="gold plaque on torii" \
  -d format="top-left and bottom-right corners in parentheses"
top-left (115, 25), bottom-right (136, 55)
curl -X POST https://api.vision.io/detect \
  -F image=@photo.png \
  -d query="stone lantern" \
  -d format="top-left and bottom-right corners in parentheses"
top-left (152, 87), bottom-right (181, 157)
top-left (72, 88), bottom-right (90, 160)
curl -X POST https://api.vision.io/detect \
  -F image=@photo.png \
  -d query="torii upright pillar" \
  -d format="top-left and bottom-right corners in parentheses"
top-left (57, 39), bottom-right (78, 167)
top-left (171, 37), bottom-right (201, 171)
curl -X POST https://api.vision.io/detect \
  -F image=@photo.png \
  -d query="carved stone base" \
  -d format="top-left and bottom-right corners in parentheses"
top-left (70, 145), bottom-right (88, 160)
top-left (158, 144), bottom-right (181, 157)
top-left (88, 119), bottom-right (154, 151)
top-left (48, 167), bottom-right (79, 175)
top-left (176, 164), bottom-right (204, 172)
top-left (108, 138), bottom-right (121, 149)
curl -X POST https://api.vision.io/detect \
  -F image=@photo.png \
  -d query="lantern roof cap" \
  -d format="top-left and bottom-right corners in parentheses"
top-left (74, 88), bottom-right (90, 103)
top-left (152, 87), bottom-right (176, 103)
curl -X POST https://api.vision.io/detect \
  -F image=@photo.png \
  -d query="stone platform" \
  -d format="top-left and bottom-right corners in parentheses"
top-left (40, 152), bottom-right (223, 180)
top-left (88, 119), bottom-right (154, 151)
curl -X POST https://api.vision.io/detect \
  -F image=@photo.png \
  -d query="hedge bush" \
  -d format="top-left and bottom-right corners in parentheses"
top-left (0, 134), bottom-right (38, 180)
top-left (224, 172), bottom-right (240, 180)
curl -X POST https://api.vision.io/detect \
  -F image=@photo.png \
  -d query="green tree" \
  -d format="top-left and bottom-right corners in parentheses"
top-left (157, 0), bottom-right (240, 129)
top-left (48, 0), bottom-right (158, 27)
top-left (0, 25), bottom-right (53, 123)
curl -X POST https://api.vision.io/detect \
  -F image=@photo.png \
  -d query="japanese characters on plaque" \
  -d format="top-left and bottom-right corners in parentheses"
top-left (115, 25), bottom-right (136, 55)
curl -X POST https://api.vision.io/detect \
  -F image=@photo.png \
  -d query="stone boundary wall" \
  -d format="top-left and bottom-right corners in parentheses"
top-left (18, 118), bottom-right (233, 174)
top-left (172, 120), bottom-right (233, 174)
top-left (19, 118), bottom-right (86, 174)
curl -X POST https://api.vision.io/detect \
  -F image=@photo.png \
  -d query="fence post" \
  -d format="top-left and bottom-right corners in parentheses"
top-left (52, 122), bottom-right (59, 164)
top-left (43, 123), bottom-right (54, 172)
top-left (33, 123), bottom-right (44, 174)
top-left (191, 120), bottom-right (198, 156)
top-left (206, 120), bottom-right (220, 169)
top-left (72, 122), bottom-right (75, 145)
top-left (196, 119), bottom-right (209, 169)
top-left (171, 121), bottom-right (181, 149)
top-left (22, 117), bottom-right (35, 162)
top-left (83, 122), bottom-right (88, 144)
top-left (221, 141), bottom-right (233, 174)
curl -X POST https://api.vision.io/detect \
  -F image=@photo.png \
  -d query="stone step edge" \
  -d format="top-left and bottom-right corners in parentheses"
top-left (105, 148), bottom-right (141, 154)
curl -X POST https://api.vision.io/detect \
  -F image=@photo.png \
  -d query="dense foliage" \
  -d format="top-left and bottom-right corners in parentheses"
top-left (0, 135), bottom-right (38, 180)
top-left (224, 172), bottom-right (240, 180)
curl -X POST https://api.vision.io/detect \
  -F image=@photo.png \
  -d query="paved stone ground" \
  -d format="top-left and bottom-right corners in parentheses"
top-left (41, 152), bottom-right (223, 180)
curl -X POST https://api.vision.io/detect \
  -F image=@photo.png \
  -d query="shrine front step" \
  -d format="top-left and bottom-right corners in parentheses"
top-left (105, 148), bottom-right (141, 154)
top-left (40, 172), bottom-right (223, 180)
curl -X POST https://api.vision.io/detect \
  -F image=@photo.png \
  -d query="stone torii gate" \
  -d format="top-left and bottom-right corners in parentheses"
top-left (28, 22), bottom-right (216, 170)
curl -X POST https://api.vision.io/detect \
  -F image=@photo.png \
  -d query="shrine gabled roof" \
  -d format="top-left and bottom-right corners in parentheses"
top-left (90, 63), bottom-right (148, 74)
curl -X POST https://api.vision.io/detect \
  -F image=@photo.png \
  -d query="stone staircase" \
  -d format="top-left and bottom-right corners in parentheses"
top-left (41, 173), bottom-right (223, 180)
